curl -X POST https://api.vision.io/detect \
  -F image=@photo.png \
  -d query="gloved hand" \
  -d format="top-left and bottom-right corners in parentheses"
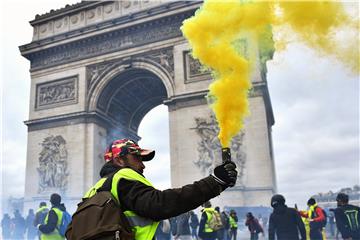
top-left (212, 161), bottom-right (237, 187)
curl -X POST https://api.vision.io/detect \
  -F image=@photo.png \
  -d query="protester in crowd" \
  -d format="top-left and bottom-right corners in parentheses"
top-left (198, 201), bottom-right (218, 240)
top-left (34, 202), bottom-right (48, 240)
top-left (1, 213), bottom-right (12, 239)
top-left (26, 209), bottom-right (37, 240)
top-left (12, 209), bottom-right (26, 239)
top-left (73, 138), bottom-right (237, 240)
top-left (170, 217), bottom-right (178, 237)
top-left (245, 212), bottom-right (264, 240)
top-left (328, 210), bottom-right (336, 237)
top-left (215, 207), bottom-right (225, 240)
top-left (189, 211), bottom-right (199, 240)
top-left (175, 212), bottom-right (192, 240)
top-left (229, 210), bottom-right (238, 240)
top-left (221, 210), bottom-right (230, 240)
top-left (300, 198), bottom-right (326, 240)
top-left (262, 215), bottom-right (268, 238)
top-left (37, 193), bottom-right (65, 239)
top-left (155, 219), bottom-right (171, 240)
top-left (268, 194), bottom-right (306, 240)
top-left (333, 192), bottom-right (360, 240)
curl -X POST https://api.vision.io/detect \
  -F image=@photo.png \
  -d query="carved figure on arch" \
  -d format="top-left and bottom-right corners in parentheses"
top-left (192, 115), bottom-right (246, 186)
top-left (37, 135), bottom-right (69, 194)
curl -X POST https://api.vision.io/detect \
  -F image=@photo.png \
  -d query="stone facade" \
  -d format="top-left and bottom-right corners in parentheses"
top-left (20, 0), bottom-right (276, 212)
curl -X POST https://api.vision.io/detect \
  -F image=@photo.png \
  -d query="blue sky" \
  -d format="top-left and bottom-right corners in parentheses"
top-left (0, 0), bottom-right (359, 212)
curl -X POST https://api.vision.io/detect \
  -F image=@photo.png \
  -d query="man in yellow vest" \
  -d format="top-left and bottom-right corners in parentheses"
top-left (229, 210), bottom-right (238, 240)
top-left (37, 193), bottom-right (65, 240)
top-left (85, 138), bottom-right (238, 240)
top-left (299, 198), bottom-right (326, 240)
top-left (34, 202), bottom-right (48, 240)
top-left (198, 201), bottom-right (217, 240)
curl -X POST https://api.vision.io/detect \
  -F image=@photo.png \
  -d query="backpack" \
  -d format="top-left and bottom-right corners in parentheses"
top-left (316, 207), bottom-right (327, 228)
top-left (311, 207), bottom-right (327, 229)
top-left (344, 209), bottom-right (360, 231)
top-left (221, 212), bottom-right (230, 230)
top-left (65, 174), bottom-right (134, 240)
top-left (58, 210), bottom-right (71, 237)
top-left (208, 210), bottom-right (223, 231)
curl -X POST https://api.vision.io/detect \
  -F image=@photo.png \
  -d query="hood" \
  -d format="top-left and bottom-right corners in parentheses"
top-left (273, 204), bottom-right (288, 215)
top-left (100, 161), bottom-right (121, 178)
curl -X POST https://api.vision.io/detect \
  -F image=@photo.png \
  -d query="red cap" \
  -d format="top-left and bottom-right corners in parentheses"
top-left (104, 139), bottom-right (155, 162)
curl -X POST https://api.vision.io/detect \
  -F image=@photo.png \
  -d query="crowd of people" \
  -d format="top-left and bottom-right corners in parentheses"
top-left (1, 209), bottom-right (37, 240)
top-left (1, 138), bottom-right (359, 240)
top-left (154, 202), bottom-right (240, 240)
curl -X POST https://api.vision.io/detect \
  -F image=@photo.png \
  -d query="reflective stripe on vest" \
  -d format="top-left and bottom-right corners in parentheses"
top-left (203, 208), bottom-right (215, 233)
top-left (41, 207), bottom-right (64, 240)
top-left (111, 168), bottom-right (159, 240)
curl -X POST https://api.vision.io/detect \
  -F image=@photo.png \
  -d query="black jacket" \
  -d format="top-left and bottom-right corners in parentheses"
top-left (38, 204), bottom-right (66, 234)
top-left (268, 205), bottom-right (306, 240)
top-left (334, 204), bottom-right (360, 239)
top-left (99, 162), bottom-right (223, 221)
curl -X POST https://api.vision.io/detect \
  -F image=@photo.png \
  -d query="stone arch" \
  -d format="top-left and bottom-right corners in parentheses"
top-left (88, 63), bottom-right (170, 140)
top-left (88, 60), bottom-right (174, 112)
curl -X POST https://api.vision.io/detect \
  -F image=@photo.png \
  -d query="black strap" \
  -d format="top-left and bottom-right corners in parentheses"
top-left (97, 171), bottom-right (117, 192)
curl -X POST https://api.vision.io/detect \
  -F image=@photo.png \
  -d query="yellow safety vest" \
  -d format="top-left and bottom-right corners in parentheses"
top-left (85, 168), bottom-right (159, 240)
top-left (36, 206), bottom-right (48, 214)
top-left (40, 207), bottom-right (64, 240)
top-left (308, 205), bottom-right (327, 240)
top-left (229, 215), bottom-right (237, 229)
top-left (203, 208), bottom-right (215, 233)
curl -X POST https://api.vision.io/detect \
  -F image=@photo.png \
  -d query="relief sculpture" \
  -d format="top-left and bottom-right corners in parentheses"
top-left (37, 135), bottom-right (69, 193)
top-left (192, 115), bottom-right (246, 186)
top-left (36, 76), bottom-right (77, 109)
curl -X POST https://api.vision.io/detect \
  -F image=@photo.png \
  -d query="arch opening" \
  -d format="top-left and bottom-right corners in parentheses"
top-left (97, 68), bottom-right (168, 141)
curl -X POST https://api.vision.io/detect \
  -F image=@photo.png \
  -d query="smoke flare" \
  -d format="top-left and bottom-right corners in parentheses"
top-left (181, 0), bottom-right (358, 148)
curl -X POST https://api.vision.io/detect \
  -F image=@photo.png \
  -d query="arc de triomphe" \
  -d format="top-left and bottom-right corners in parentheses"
top-left (20, 1), bottom-right (276, 211)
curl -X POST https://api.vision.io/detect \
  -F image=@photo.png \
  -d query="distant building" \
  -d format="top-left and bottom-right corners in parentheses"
top-left (312, 185), bottom-right (360, 209)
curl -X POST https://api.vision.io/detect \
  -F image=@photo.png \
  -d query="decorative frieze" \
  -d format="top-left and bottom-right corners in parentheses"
top-left (37, 135), bottom-right (69, 194)
top-left (184, 51), bottom-right (211, 83)
top-left (192, 115), bottom-right (246, 186)
top-left (29, 13), bottom-right (190, 70)
top-left (36, 76), bottom-right (78, 110)
top-left (86, 47), bottom-right (174, 92)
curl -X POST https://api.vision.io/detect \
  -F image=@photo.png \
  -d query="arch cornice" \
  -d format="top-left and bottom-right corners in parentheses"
top-left (87, 58), bottom-right (174, 112)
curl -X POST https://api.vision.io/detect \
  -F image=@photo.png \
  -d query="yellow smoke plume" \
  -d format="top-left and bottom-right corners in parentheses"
top-left (181, 0), bottom-right (358, 148)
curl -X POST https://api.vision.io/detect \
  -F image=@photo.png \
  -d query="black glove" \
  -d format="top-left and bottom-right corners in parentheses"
top-left (212, 161), bottom-right (237, 187)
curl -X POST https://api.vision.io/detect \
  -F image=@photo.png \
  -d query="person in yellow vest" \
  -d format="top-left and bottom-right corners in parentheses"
top-left (34, 202), bottom-right (49, 240)
top-left (229, 210), bottom-right (238, 240)
top-left (299, 198), bottom-right (326, 240)
top-left (37, 193), bottom-right (65, 240)
top-left (84, 138), bottom-right (238, 240)
top-left (198, 201), bottom-right (217, 240)
top-left (300, 212), bottom-right (311, 240)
